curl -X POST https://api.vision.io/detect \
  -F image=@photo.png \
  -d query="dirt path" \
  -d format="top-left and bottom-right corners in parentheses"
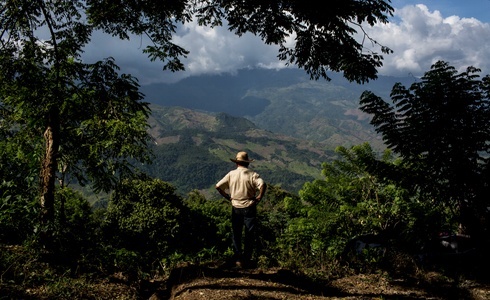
top-left (144, 263), bottom-right (490, 300)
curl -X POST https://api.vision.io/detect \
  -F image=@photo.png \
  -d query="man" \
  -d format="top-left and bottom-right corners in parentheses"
top-left (216, 151), bottom-right (267, 268)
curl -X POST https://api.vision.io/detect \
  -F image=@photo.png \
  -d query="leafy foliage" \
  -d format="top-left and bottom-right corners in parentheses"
top-left (50, 188), bottom-right (102, 267)
top-left (105, 178), bottom-right (185, 258)
top-left (195, 0), bottom-right (394, 83)
top-left (0, 192), bottom-right (37, 244)
top-left (360, 61), bottom-right (490, 238)
top-left (273, 143), bottom-right (440, 272)
top-left (102, 179), bottom-right (231, 274)
top-left (0, 132), bottom-right (39, 243)
top-left (1, 1), bottom-right (158, 234)
top-left (184, 191), bottom-right (232, 258)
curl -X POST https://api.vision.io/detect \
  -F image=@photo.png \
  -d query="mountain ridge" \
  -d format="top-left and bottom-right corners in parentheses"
top-left (140, 68), bottom-right (416, 195)
top-left (141, 68), bottom-right (416, 150)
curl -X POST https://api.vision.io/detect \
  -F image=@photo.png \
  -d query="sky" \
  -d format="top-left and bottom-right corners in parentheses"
top-left (83, 1), bottom-right (490, 85)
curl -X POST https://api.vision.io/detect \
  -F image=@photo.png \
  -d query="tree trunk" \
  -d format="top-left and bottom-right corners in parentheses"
top-left (39, 108), bottom-right (60, 236)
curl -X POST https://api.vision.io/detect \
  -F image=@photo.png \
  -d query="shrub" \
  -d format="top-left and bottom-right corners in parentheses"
top-left (104, 178), bottom-right (187, 271)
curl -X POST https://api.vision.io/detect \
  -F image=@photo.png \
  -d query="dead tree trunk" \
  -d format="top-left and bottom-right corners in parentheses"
top-left (39, 108), bottom-right (60, 247)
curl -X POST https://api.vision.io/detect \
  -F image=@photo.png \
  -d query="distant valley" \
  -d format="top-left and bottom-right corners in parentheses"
top-left (143, 105), bottom-right (334, 196)
top-left (140, 68), bottom-right (417, 196)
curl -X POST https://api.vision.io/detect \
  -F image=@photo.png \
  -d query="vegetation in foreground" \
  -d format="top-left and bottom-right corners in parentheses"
top-left (1, 168), bottom-right (488, 299)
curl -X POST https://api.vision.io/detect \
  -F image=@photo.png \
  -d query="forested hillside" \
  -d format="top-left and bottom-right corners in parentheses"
top-left (143, 105), bottom-right (335, 195)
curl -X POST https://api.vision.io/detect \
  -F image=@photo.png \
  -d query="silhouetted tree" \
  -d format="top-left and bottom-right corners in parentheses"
top-left (360, 61), bottom-right (490, 239)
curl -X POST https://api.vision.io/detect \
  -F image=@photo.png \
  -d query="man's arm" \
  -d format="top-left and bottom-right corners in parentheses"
top-left (255, 183), bottom-right (267, 202)
top-left (216, 186), bottom-right (231, 201)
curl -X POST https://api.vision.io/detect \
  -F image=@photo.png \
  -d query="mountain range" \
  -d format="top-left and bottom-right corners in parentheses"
top-left (139, 68), bottom-right (417, 196)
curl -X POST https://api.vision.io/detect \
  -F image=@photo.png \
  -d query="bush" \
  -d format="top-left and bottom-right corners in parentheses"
top-left (184, 190), bottom-right (231, 259)
top-left (103, 178), bottom-right (188, 272)
top-left (0, 191), bottom-right (37, 244)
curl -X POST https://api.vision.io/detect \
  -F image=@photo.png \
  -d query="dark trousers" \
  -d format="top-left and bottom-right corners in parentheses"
top-left (231, 205), bottom-right (256, 262)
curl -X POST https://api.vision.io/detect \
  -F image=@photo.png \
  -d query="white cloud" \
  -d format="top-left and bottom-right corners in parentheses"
top-left (82, 4), bottom-right (490, 84)
top-left (172, 19), bottom-right (283, 76)
top-left (367, 4), bottom-right (490, 77)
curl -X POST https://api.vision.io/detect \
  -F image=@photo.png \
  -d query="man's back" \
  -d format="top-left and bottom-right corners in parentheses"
top-left (217, 166), bottom-right (264, 208)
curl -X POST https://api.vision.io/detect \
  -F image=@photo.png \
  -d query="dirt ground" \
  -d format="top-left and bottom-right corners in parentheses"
top-left (142, 262), bottom-right (490, 300)
top-left (2, 257), bottom-right (489, 299)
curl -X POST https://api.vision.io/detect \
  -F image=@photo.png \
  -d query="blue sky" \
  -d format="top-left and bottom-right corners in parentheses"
top-left (84, 1), bottom-right (490, 85)
top-left (393, 0), bottom-right (490, 22)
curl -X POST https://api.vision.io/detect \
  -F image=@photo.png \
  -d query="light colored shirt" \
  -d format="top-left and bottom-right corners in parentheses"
top-left (216, 166), bottom-right (264, 208)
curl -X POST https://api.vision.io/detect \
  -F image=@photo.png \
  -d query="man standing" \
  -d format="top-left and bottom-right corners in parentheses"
top-left (216, 151), bottom-right (267, 268)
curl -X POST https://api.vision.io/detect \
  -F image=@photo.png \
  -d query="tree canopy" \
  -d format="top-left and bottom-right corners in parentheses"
top-left (360, 61), bottom-right (490, 238)
top-left (195, 0), bottom-right (394, 83)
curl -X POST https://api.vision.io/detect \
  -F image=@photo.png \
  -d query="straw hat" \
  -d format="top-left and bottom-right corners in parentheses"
top-left (230, 151), bottom-right (255, 163)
